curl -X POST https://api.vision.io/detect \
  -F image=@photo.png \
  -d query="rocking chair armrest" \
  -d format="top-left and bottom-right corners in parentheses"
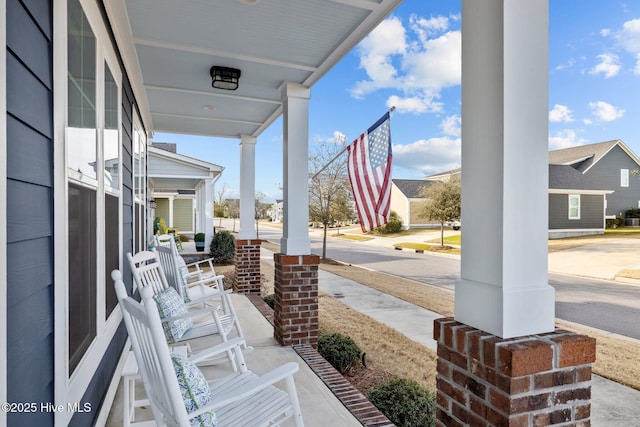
top-left (185, 258), bottom-right (215, 270)
top-left (201, 362), bottom-right (300, 411)
top-left (183, 275), bottom-right (225, 289)
top-left (184, 288), bottom-right (231, 307)
top-left (187, 337), bottom-right (246, 364)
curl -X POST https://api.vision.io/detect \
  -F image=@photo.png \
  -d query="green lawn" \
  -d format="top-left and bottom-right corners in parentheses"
top-left (427, 234), bottom-right (461, 246)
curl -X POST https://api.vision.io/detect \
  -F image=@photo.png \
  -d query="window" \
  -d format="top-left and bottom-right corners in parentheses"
top-left (621, 169), bottom-right (629, 187)
top-left (66, 0), bottom-right (121, 374)
top-left (67, 0), bottom-right (97, 373)
top-left (568, 194), bottom-right (581, 220)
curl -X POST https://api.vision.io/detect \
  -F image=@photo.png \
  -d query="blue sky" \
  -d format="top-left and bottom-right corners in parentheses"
top-left (155, 0), bottom-right (640, 202)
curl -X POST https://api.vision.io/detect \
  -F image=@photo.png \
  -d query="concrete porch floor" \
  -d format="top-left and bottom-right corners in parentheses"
top-left (105, 293), bottom-right (361, 427)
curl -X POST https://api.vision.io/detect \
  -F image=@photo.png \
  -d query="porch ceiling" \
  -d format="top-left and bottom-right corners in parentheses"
top-left (106, 0), bottom-right (402, 139)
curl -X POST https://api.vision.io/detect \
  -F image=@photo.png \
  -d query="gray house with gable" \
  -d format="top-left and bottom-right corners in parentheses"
top-left (549, 140), bottom-right (640, 219)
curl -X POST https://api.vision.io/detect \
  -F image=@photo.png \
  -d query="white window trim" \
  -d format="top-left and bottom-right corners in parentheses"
top-left (568, 194), bottom-right (581, 220)
top-left (621, 168), bottom-right (629, 188)
top-left (54, 0), bottom-right (124, 424)
top-left (0, 1), bottom-right (8, 426)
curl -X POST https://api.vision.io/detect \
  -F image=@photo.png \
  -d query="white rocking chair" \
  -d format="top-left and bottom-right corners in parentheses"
top-left (127, 251), bottom-right (248, 355)
top-left (113, 271), bottom-right (304, 427)
top-left (154, 244), bottom-right (224, 305)
top-left (154, 234), bottom-right (221, 284)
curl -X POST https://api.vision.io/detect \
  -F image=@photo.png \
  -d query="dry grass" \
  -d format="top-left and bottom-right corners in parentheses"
top-left (318, 262), bottom-right (454, 317)
top-left (555, 320), bottom-right (640, 390)
top-left (319, 294), bottom-right (437, 393)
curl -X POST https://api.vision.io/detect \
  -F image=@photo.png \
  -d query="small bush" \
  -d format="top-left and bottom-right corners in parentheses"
top-left (606, 218), bottom-right (625, 228)
top-left (317, 333), bottom-right (361, 374)
top-left (373, 211), bottom-right (403, 234)
top-left (625, 208), bottom-right (640, 218)
top-left (179, 234), bottom-right (190, 242)
top-left (194, 232), bottom-right (205, 242)
top-left (368, 379), bottom-right (436, 427)
top-left (209, 230), bottom-right (235, 264)
top-left (263, 294), bottom-right (275, 309)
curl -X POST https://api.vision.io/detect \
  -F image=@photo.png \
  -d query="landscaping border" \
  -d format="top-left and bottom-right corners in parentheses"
top-left (247, 294), bottom-right (393, 427)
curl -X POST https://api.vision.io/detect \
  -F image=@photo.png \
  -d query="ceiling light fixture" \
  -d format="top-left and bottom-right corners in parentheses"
top-left (201, 105), bottom-right (216, 110)
top-left (210, 66), bottom-right (241, 91)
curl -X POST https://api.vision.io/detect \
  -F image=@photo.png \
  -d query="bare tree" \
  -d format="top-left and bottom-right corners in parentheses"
top-left (215, 183), bottom-right (229, 226)
top-left (309, 133), bottom-right (353, 259)
top-left (418, 175), bottom-right (461, 246)
top-left (255, 191), bottom-right (269, 238)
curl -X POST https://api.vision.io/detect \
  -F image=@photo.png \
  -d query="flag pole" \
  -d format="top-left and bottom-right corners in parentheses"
top-left (311, 106), bottom-right (395, 181)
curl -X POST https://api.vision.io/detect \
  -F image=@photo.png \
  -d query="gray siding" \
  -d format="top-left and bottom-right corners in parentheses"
top-left (549, 194), bottom-right (604, 230)
top-left (6, 1), bottom-right (55, 426)
top-left (585, 145), bottom-right (640, 216)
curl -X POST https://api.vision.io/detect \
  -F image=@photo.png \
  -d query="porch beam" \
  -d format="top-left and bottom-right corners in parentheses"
top-left (280, 83), bottom-right (311, 255)
top-left (455, 0), bottom-right (555, 338)
top-left (239, 135), bottom-right (257, 239)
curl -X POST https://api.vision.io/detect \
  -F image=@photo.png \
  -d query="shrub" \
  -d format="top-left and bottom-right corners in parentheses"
top-left (179, 234), bottom-right (190, 242)
top-left (194, 232), bottom-right (205, 242)
top-left (606, 218), bottom-right (625, 228)
top-left (317, 333), bottom-right (361, 374)
top-left (368, 379), bottom-right (436, 427)
top-left (209, 230), bottom-right (235, 264)
top-left (625, 208), bottom-right (640, 218)
top-left (263, 294), bottom-right (275, 309)
top-left (373, 211), bottom-right (403, 234)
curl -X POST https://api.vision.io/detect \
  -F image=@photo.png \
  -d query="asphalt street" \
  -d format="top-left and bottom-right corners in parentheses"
top-left (254, 224), bottom-right (640, 340)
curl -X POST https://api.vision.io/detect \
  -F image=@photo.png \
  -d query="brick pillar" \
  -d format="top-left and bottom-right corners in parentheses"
top-left (434, 318), bottom-right (596, 427)
top-left (233, 239), bottom-right (261, 294)
top-left (273, 253), bottom-right (319, 347)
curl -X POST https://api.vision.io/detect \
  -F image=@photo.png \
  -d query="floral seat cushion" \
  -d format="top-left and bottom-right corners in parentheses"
top-left (171, 352), bottom-right (217, 427)
top-left (153, 287), bottom-right (192, 342)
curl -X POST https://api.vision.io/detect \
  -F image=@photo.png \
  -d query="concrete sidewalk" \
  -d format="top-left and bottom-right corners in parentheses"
top-left (260, 247), bottom-right (640, 426)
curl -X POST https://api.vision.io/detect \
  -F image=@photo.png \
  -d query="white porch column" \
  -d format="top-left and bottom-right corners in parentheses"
top-left (203, 179), bottom-right (214, 245)
top-left (239, 135), bottom-right (257, 239)
top-left (280, 83), bottom-right (311, 255)
top-left (456, 0), bottom-right (555, 338)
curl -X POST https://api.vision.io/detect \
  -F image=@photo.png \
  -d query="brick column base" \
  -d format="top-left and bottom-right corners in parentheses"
top-left (233, 239), bottom-right (261, 294)
top-left (273, 254), bottom-right (319, 347)
top-left (434, 318), bottom-right (596, 427)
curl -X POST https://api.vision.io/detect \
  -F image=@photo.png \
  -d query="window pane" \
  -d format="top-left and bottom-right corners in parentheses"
top-left (621, 169), bottom-right (629, 187)
top-left (105, 194), bottom-right (119, 317)
top-left (104, 62), bottom-right (119, 190)
top-left (68, 183), bottom-right (97, 373)
top-left (569, 195), bottom-right (580, 219)
top-left (67, 0), bottom-right (97, 179)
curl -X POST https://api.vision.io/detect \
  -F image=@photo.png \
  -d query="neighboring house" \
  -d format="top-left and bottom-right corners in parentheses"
top-left (549, 140), bottom-right (640, 219)
top-left (148, 143), bottom-right (223, 239)
top-left (390, 179), bottom-right (439, 229)
top-left (270, 199), bottom-right (284, 223)
top-left (548, 164), bottom-right (613, 238)
top-left (420, 140), bottom-right (640, 238)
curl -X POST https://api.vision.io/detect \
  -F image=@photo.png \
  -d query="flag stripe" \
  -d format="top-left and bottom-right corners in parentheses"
top-left (347, 112), bottom-right (392, 233)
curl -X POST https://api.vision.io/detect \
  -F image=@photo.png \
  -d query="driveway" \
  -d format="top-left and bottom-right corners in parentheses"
top-left (548, 239), bottom-right (640, 280)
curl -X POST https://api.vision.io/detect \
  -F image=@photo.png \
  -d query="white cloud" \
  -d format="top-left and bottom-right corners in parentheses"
top-left (601, 28), bottom-right (611, 37)
top-left (351, 14), bottom-right (461, 113)
top-left (589, 53), bottom-right (621, 78)
top-left (588, 101), bottom-right (625, 122)
top-left (440, 115), bottom-right (461, 136)
top-left (350, 16), bottom-right (407, 98)
top-left (332, 131), bottom-right (347, 144)
top-left (555, 59), bottom-right (575, 71)
top-left (549, 104), bottom-right (574, 123)
top-left (393, 137), bottom-right (460, 174)
top-left (386, 94), bottom-right (442, 114)
top-left (548, 130), bottom-right (587, 151)
top-left (614, 18), bottom-right (640, 74)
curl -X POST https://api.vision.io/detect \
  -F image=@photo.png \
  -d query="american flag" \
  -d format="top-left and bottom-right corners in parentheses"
top-left (347, 112), bottom-right (392, 233)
